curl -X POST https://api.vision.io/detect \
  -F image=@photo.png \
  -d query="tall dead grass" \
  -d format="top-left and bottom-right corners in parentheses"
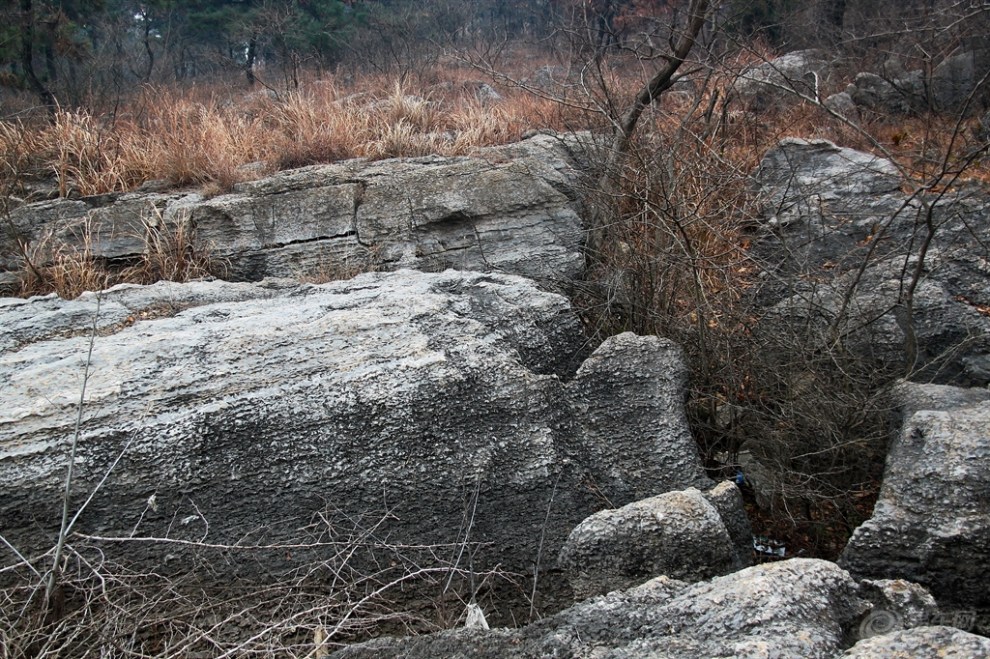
top-left (14, 209), bottom-right (219, 299)
top-left (0, 69), bottom-right (583, 199)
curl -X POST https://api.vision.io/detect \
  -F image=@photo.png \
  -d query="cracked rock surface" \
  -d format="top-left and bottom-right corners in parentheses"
top-left (752, 138), bottom-right (990, 385)
top-left (840, 382), bottom-right (990, 610)
top-left (2, 134), bottom-right (587, 290)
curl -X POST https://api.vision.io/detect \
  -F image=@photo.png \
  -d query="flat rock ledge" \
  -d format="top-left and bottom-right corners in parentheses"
top-left (2, 134), bottom-right (589, 292)
top-left (0, 270), bottom-right (711, 612)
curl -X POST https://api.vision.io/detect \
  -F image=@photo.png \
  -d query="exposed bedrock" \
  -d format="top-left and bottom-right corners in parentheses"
top-left (333, 558), bottom-right (872, 658)
top-left (1, 134), bottom-right (589, 292)
top-left (752, 137), bottom-right (990, 386)
top-left (0, 270), bottom-right (712, 609)
top-left (558, 485), bottom-right (750, 599)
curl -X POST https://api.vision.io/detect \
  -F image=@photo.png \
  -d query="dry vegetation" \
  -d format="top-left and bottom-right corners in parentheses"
top-left (0, 66), bottom-right (585, 201)
top-left (4, 51), bottom-right (987, 301)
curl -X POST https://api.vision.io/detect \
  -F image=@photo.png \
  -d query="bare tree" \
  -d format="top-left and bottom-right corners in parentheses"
top-left (588, 0), bottom-right (711, 255)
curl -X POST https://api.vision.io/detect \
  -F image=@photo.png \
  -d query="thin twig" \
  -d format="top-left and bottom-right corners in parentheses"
top-left (46, 291), bottom-right (101, 603)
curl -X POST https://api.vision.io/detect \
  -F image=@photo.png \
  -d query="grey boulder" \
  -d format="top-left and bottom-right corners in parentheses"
top-left (733, 50), bottom-right (832, 110)
top-left (857, 578), bottom-right (940, 637)
top-left (752, 138), bottom-right (990, 385)
top-left (332, 558), bottom-right (868, 658)
top-left (840, 382), bottom-right (990, 610)
top-left (843, 626), bottom-right (990, 658)
top-left (558, 487), bottom-right (742, 598)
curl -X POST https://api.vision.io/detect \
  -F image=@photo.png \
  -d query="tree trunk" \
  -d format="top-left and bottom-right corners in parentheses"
top-left (245, 33), bottom-right (258, 87)
top-left (587, 0), bottom-right (710, 256)
top-left (19, 0), bottom-right (57, 113)
top-left (142, 11), bottom-right (156, 81)
top-left (822, 0), bottom-right (846, 32)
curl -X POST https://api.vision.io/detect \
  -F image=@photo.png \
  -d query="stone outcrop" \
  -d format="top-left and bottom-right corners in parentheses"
top-left (333, 559), bottom-right (870, 658)
top-left (858, 578), bottom-right (940, 636)
top-left (752, 137), bottom-right (990, 386)
top-left (702, 480), bottom-right (753, 568)
top-left (733, 50), bottom-right (832, 110)
top-left (841, 50), bottom-right (990, 115)
top-left (1, 134), bottom-right (588, 294)
top-left (558, 487), bottom-right (742, 598)
top-left (0, 270), bottom-right (712, 610)
top-left (846, 71), bottom-right (926, 115)
top-left (840, 382), bottom-right (990, 610)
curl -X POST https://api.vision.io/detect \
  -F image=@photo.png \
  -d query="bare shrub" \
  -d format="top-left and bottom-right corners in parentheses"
top-left (12, 210), bottom-right (220, 299)
top-left (0, 509), bottom-right (511, 657)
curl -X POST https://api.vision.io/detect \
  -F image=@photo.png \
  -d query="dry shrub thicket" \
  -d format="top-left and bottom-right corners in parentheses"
top-left (0, 506), bottom-right (511, 657)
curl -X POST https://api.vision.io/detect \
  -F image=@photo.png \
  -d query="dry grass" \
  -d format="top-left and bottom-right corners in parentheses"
top-left (13, 209), bottom-right (219, 299)
top-left (3, 54), bottom-right (986, 304)
top-left (0, 66), bottom-right (585, 199)
top-left (15, 223), bottom-right (111, 300)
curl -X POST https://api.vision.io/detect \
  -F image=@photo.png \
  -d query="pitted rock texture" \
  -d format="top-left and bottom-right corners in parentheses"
top-left (332, 559), bottom-right (869, 658)
top-left (839, 382), bottom-right (990, 610)
top-left (559, 487), bottom-right (738, 598)
top-left (843, 626), bottom-right (990, 658)
top-left (858, 579), bottom-right (940, 632)
top-left (703, 480), bottom-right (754, 569)
top-left (0, 271), bottom-right (710, 601)
top-left (752, 138), bottom-right (990, 385)
top-left (1, 134), bottom-right (587, 291)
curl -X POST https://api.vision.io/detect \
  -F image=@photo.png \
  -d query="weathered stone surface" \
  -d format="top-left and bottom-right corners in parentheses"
top-left (559, 487), bottom-right (737, 598)
top-left (931, 49), bottom-right (990, 113)
top-left (752, 138), bottom-right (990, 385)
top-left (2, 134), bottom-right (587, 292)
top-left (332, 559), bottom-right (869, 658)
top-left (843, 50), bottom-right (990, 116)
top-left (0, 271), bottom-right (710, 607)
top-left (858, 578), bottom-right (940, 633)
top-left (703, 480), bottom-right (753, 569)
top-left (564, 332), bottom-right (712, 501)
top-left (733, 50), bottom-right (832, 110)
top-left (825, 90), bottom-right (857, 116)
top-left (840, 382), bottom-right (990, 610)
top-left (843, 626), bottom-right (990, 658)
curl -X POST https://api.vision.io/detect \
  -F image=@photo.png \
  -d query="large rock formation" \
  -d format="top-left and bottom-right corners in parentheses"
top-left (0, 270), bottom-right (712, 613)
top-left (333, 558), bottom-right (870, 658)
top-left (1, 134), bottom-right (588, 293)
top-left (842, 49), bottom-right (990, 115)
top-left (752, 137), bottom-right (990, 386)
top-left (840, 382), bottom-right (990, 610)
